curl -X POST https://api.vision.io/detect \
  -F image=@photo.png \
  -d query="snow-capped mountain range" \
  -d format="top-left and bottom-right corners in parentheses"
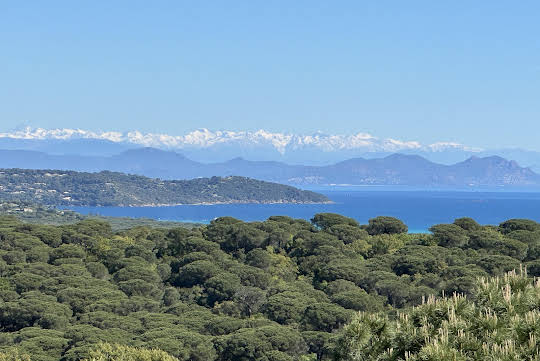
top-left (3, 127), bottom-right (540, 173)
top-left (2, 127), bottom-right (540, 187)
top-left (0, 126), bottom-right (481, 155)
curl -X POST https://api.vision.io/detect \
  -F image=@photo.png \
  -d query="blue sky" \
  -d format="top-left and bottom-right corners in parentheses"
top-left (2, 1), bottom-right (540, 149)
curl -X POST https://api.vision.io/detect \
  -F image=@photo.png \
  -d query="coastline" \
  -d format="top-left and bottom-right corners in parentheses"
top-left (136, 200), bottom-right (334, 207)
top-left (69, 199), bottom-right (335, 207)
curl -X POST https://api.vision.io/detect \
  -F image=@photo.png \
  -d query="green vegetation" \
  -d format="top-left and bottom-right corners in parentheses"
top-left (335, 270), bottom-right (540, 360)
top-left (83, 343), bottom-right (179, 361)
top-left (0, 350), bottom-right (31, 361)
top-left (0, 169), bottom-right (330, 206)
top-left (0, 202), bottom-right (198, 231)
top-left (0, 213), bottom-right (538, 360)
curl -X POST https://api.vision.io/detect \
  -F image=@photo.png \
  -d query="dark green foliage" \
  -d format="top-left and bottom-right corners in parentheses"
top-left (429, 223), bottom-right (469, 247)
top-left (476, 254), bottom-right (521, 274)
top-left (50, 244), bottom-right (86, 262)
top-left (331, 289), bottom-right (383, 312)
top-left (453, 217), bottom-right (481, 231)
top-left (467, 228), bottom-right (501, 249)
top-left (215, 326), bottom-right (306, 361)
top-left (263, 291), bottom-right (313, 325)
top-left (174, 259), bottom-right (221, 287)
top-left (233, 286), bottom-right (266, 318)
top-left (205, 273), bottom-right (241, 305)
top-left (311, 213), bottom-right (359, 230)
top-left (506, 229), bottom-right (540, 244)
top-left (326, 224), bottom-right (369, 244)
top-left (366, 216), bottom-right (408, 235)
top-left (526, 259), bottom-right (540, 276)
top-left (303, 303), bottom-right (353, 332)
top-left (246, 249), bottom-right (272, 269)
top-left (302, 331), bottom-right (336, 361)
top-left (0, 214), bottom-right (537, 360)
top-left (391, 246), bottom-right (447, 275)
top-left (217, 223), bottom-right (267, 253)
top-left (499, 218), bottom-right (540, 233)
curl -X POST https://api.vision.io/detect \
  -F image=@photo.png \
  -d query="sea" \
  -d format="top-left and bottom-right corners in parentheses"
top-left (66, 188), bottom-right (540, 233)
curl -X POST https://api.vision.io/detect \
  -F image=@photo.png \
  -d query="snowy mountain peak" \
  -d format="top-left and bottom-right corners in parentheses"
top-left (0, 126), bottom-right (482, 155)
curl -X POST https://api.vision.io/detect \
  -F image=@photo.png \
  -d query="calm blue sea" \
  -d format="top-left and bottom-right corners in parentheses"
top-left (66, 190), bottom-right (540, 233)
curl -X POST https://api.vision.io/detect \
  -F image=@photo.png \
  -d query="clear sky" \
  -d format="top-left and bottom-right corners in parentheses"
top-left (2, 1), bottom-right (540, 149)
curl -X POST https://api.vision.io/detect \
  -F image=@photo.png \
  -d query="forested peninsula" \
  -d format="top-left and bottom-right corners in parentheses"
top-left (0, 169), bottom-right (329, 206)
top-left (0, 213), bottom-right (538, 360)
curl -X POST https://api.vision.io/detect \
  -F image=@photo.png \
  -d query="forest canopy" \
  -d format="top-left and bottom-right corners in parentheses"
top-left (0, 213), bottom-right (538, 360)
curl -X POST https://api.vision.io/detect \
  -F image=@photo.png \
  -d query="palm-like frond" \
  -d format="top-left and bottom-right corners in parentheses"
top-left (337, 269), bottom-right (540, 361)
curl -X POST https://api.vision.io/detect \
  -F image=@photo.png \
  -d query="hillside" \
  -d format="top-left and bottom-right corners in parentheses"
top-left (0, 201), bottom-right (198, 231)
top-left (0, 169), bottom-right (330, 206)
top-left (1, 148), bottom-right (539, 187)
top-left (0, 214), bottom-right (538, 360)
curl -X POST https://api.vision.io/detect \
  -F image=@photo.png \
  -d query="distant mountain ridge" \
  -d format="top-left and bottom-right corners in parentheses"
top-left (0, 127), bottom-right (485, 165)
top-left (0, 148), bottom-right (538, 188)
top-left (3, 127), bottom-right (540, 172)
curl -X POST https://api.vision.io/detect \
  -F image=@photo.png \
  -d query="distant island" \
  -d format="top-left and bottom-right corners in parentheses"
top-left (0, 169), bottom-right (330, 206)
top-left (1, 147), bottom-right (539, 188)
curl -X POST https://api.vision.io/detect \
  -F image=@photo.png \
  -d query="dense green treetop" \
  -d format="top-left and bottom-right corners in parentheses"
top-left (0, 212), bottom-right (538, 360)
